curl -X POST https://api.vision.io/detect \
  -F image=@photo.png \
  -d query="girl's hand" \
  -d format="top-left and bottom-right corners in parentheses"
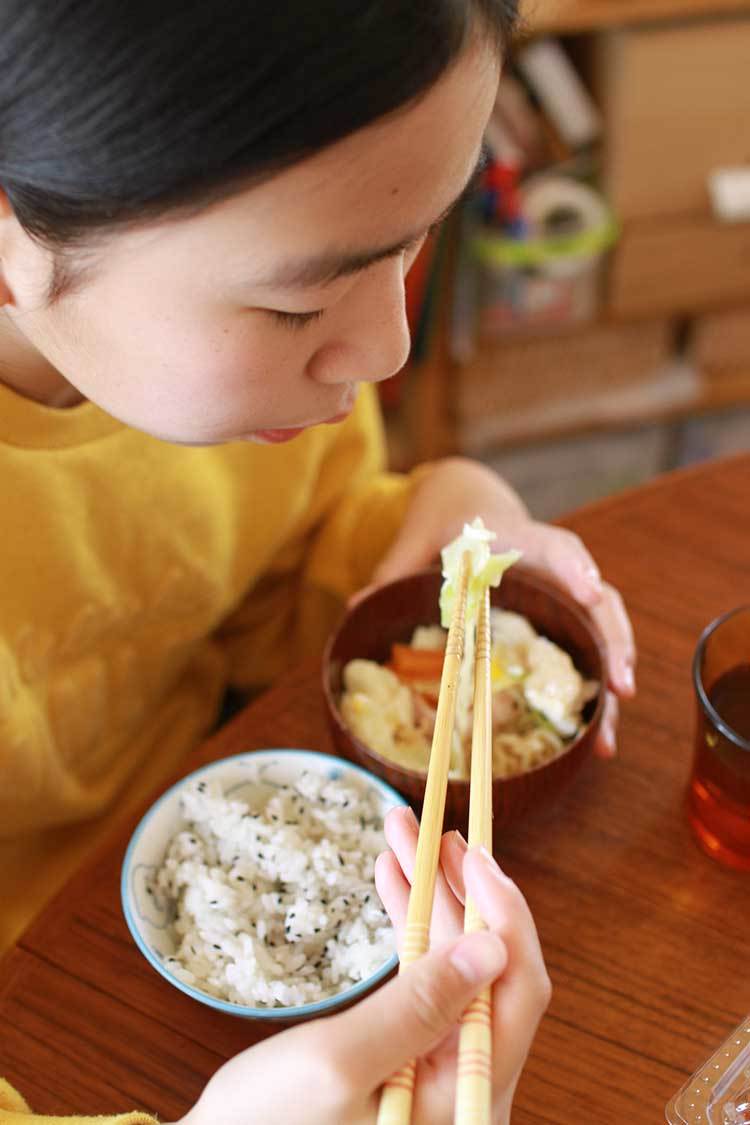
top-left (174, 808), bottom-right (549, 1125)
top-left (369, 456), bottom-right (636, 758)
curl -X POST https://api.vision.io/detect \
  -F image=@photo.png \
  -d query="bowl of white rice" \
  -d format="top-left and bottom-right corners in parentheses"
top-left (121, 748), bottom-right (406, 1021)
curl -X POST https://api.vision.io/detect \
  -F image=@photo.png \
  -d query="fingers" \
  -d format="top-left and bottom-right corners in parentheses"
top-left (374, 850), bottom-right (410, 940)
top-left (590, 582), bottom-right (636, 697)
top-left (439, 830), bottom-right (467, 905)
top-left (383, 807), bottom-right (465, 938)
top-left (593, 691), bottom-right (619, 759)
top-left (324, 927), bottom-right (508, 1091)
top-left (463, 849), bottom-right (551, 1080)
top-left (510, 525), bottom-right (636, 700)
top-left (511, 522), bottom-right (604, 609)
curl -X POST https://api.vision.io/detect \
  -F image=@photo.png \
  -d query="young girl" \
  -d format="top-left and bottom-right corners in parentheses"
top-left (0, 0), bottom-right (634, 1120)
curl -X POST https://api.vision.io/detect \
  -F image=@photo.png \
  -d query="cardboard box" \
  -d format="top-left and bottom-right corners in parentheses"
top-left (608, 215), bottom-right (750, 318)
top-left (596, 17), bottom-right (750, 222)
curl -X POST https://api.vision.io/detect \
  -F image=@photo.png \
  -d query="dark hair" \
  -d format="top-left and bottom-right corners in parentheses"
top-left (0, 0), bottom-right (518, 250)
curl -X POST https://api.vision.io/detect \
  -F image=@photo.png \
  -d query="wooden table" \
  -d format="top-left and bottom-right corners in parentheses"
top-left (3, 454), bottom-right (750, 1125)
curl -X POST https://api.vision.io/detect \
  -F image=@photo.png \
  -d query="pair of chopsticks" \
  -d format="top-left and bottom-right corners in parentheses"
top-left (377, 552), bottom-right (494, 1125)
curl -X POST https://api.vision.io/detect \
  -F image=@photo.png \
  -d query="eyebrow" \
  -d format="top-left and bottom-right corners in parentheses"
top-left (261, 150), bottom-right (487, 290)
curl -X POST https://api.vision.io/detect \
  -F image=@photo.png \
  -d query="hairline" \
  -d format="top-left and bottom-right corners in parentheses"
top-left (43, 13), bottom-right (512, 303)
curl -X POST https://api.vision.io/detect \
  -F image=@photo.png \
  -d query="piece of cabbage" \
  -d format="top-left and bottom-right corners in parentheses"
top-left (440, 518), bottom-right (521, 764)
top-left (439, 517), bottom-right (521, 628)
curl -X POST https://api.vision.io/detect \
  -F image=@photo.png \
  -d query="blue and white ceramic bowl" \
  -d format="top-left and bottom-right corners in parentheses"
top-left (121, 748), bottom-right (407, 1022)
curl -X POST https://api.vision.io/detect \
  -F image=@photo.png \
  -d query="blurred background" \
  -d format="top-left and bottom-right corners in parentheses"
top-left (383, 0), bottom-right (750, 518)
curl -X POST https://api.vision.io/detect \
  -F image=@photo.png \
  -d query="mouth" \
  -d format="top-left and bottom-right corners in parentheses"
top-left (248, 388), bottom-right (358, 444)
top-left (250, 426), bottom-right (310, 444)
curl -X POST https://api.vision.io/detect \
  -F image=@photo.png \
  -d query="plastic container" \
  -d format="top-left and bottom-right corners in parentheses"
top-left (471, 176), bottom-right (618, 336)
top-left (666, 1015), bottom-right (750, 1123)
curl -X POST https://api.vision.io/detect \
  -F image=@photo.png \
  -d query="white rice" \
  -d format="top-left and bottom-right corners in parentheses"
top-left (154, 768), bottom-right (396, 1008)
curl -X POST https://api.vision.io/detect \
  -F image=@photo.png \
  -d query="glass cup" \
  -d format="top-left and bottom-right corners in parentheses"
top-left (688, 606), bottom-right (750, 871)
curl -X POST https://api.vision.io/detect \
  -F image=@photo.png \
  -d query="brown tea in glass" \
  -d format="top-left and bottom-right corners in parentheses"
top-left (689, 606), bottom-right (750, 871)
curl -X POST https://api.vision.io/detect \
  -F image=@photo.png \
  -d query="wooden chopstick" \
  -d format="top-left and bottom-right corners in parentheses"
top-left (376, 551), bottom-right (473, 1125)
top-left (454, 586), bottom-right (493, 1124)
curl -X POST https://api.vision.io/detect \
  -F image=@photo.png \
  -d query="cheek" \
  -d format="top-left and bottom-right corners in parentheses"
top-left (160, 318), bottom-right (309, 404)
top-left (74, 297), bottom-right (310, 407)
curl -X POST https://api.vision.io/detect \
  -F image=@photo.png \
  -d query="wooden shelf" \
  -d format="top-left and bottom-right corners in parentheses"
top-left (456, 367), bottom-right (750, 454)
top-left (385, 1), bottom-right (750, 466)
top-left (392, 333), bottom-right (750, 462)
top-left (521, 0), bottom-right (750, 34)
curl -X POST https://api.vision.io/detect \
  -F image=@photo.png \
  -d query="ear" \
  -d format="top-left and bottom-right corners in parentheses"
top-left (0, 189), bottom-right (22, 306)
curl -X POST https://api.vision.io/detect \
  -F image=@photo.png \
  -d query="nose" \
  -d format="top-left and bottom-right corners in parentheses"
top-left (306, 256), bottom-right (411, 386)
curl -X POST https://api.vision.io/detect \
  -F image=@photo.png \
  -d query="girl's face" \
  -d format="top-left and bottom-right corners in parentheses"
top-left (0, 39), bottom-right (499, 445)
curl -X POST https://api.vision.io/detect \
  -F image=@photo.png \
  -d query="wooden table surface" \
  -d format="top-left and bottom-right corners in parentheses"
top-left (3, 454), bottom-right (750, 1125)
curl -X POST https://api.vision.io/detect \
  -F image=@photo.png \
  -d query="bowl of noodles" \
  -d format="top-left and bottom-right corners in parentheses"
top-left (322, 566), bottom-right (606, 837)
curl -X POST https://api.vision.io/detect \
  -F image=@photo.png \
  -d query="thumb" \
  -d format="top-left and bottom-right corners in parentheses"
top-left (371, 534), bottom-right (438, 588)
top-left (325, 931), bottom-right (507, 1089)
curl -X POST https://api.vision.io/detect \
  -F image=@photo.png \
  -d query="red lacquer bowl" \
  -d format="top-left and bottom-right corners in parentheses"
top-left (322, 567), bottom-right (606, 841)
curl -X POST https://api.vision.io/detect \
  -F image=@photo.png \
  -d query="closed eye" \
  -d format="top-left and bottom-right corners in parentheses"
top-left (270, 308), bottom-right (326, 330)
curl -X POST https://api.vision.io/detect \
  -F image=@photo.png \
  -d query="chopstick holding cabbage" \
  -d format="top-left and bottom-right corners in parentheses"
top-left (340, 518), bottom-right (598, 780)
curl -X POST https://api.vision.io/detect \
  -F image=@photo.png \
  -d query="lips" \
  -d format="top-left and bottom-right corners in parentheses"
top-left (247, 387), bottom-right (358, 444)
top-left (251, 426), bottom-right (309, 444)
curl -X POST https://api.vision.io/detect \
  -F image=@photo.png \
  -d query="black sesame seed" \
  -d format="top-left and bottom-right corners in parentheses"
top-left (237, 876), bottom-right (245, 882)
top-left (213, 944), bottom-right (221, 950)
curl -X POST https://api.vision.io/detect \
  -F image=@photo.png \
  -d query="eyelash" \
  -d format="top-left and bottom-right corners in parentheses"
top-left (270, 308), bottom-right (326, 330)
top-left (266, 166), bottom-right (487, 330)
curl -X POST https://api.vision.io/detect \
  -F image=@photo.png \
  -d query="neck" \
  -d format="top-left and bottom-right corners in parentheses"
top-left (0, 308), bottom-right (84, 408)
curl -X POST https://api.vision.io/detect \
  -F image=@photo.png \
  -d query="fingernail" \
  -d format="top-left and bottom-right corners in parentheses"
top-left (600, 728), bottom-right (617, 758)
top-left (622, 666), bottom-right (636, 694)
top-left (450, 830), bottom-right (468, 852)
top-left (475, 846), bottom-right (514, 886)
top-left (450, 931), bottom-right (506, 985)
top-left (586, 566), bottom-right (603, 592)
top-left (404, 806), bottom-right (419, 829)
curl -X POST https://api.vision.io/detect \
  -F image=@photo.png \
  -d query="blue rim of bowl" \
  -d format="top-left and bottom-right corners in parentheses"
top-left (121, 748), bottom-right (407, 1020)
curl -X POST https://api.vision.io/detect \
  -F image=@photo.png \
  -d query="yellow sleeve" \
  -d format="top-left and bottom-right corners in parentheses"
top-left (218, 385), bottom-right (426, 688)
top-left (0, 1080), bottom-right (158, 1124)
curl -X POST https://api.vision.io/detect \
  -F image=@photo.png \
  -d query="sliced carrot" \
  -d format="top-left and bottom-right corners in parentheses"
top-left (390, 643), bottom-right (446, 680)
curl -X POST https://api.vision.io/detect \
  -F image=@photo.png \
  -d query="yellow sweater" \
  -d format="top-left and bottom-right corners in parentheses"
top-left (0, 1082), bottom-right (156, 1124)
top-left (0, 382), bottom-right (414, 1124)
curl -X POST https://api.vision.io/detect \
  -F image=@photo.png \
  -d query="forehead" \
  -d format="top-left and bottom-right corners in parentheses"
top-left (71, 38), bottom-right (500, 295)
top-left (245, 38), bottom-right (500, 244)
